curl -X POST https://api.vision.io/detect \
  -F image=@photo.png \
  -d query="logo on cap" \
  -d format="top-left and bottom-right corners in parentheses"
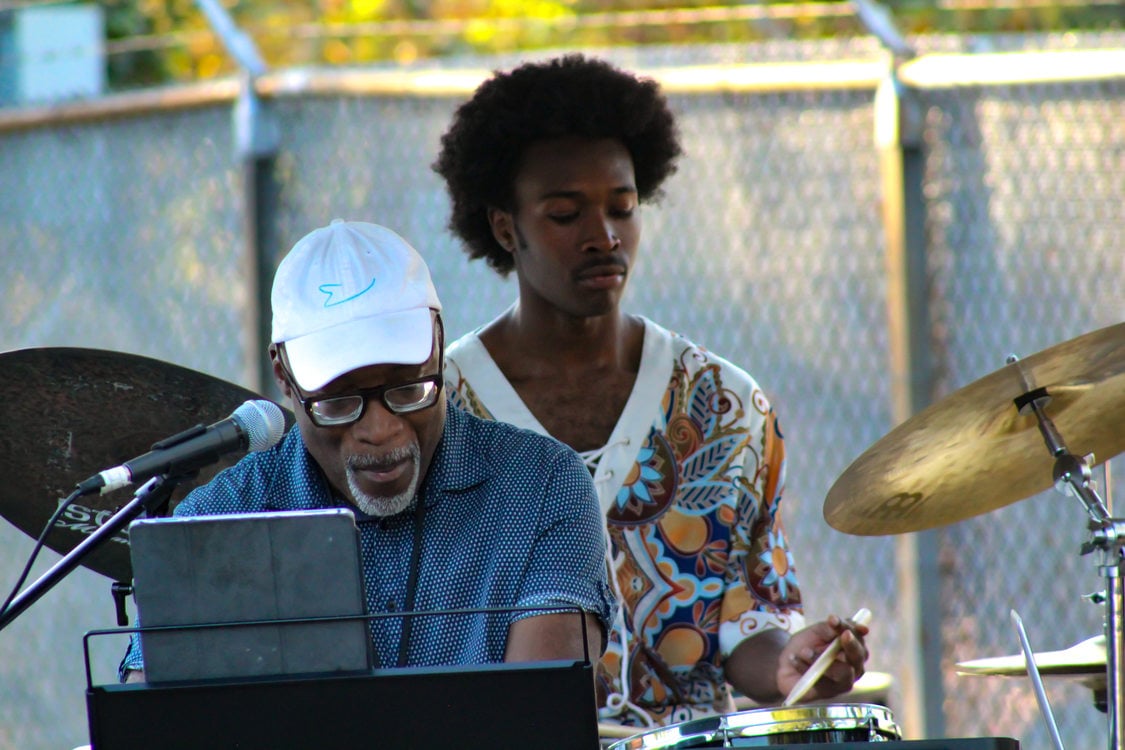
top-left (319, 277), bottom-right (377, 308)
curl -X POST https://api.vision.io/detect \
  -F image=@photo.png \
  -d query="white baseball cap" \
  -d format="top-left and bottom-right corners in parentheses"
top-left (271, 220), bottom-right (442, 392)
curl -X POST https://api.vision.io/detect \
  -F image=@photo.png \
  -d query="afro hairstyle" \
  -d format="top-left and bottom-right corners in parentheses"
top-left (432, 54), bottom-right (683, 276)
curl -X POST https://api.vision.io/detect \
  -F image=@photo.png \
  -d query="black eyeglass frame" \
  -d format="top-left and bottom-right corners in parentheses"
top-left (275, 343), bottom-right (445, 428)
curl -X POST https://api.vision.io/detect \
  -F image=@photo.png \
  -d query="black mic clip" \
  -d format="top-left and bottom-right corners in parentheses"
top-left (141, 424), bottom-right (207, 511)
top-left (111, 581), bottom-right (133, 626)
top-left (151, 422), bottom-right (209, 452)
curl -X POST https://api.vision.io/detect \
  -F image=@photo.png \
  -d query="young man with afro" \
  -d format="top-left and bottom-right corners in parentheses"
top-left (433, 55), bottom-right (869, 729)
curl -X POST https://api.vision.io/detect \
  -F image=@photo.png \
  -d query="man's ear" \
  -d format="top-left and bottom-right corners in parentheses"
top-left (268, 345), bottom-right (293, 398)
top-left (487, 207), bottom-right (516, 254)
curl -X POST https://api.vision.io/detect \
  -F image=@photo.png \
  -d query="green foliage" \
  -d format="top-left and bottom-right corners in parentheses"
top-left (90, 0), bottom-right (1124, 90)
top-left (103, 0), bottom-right (168, 86)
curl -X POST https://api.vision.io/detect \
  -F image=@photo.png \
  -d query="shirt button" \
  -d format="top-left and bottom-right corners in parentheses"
top-left (386, 600), bottom-right (398, 612)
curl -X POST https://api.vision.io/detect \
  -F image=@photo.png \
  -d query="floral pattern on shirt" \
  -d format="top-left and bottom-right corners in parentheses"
top-left (446, 318), bottom-right (804, 727)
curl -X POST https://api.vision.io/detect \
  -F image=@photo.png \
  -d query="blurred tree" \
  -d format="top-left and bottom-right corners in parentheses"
top-left (87, 0), bottom-right (1124, 90)
top-left (103, 0), bottom-right (168, 85)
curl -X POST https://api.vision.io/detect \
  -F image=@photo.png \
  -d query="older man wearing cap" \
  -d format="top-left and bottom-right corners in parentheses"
top-left (120, 219), bottom-right (614, 679)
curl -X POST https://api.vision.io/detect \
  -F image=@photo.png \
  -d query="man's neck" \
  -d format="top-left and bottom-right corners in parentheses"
top-left (476, 304), bottom-right (644, 452)
top-left (487, 303), bottom-right (638, 371)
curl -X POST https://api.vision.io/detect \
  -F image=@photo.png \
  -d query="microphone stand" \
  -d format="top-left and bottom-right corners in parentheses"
top-left (0, 474), bottom-right (180, 633)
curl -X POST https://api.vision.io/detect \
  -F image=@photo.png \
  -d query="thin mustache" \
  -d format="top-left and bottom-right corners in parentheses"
top-left (575, 254), bottom-right (629, 275)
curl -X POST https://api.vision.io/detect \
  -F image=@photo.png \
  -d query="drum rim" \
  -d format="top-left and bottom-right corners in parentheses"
top-left (724, 703), bottom-right (900, 738)
top-left (605, 703), bottom-right (900, 749)
top-left (605, 715), bottom-right (722, 750)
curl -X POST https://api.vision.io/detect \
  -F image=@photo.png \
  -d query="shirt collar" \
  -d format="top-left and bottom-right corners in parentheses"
top-left (422, 399), bottom-right (489, 495)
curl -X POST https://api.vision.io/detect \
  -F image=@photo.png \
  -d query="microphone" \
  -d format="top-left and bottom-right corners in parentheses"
top-left (76, 400), bottom-right (286, 496)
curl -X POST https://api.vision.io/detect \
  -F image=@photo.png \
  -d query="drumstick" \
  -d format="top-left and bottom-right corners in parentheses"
top-left (1010, 609), bottom-right (1066, 750)
top-left (782, 607), bottom-right (872, 707)
top-left (597, 722), bottom-right (643, 740)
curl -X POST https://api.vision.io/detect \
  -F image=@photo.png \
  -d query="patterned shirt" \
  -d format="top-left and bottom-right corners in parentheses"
top-left (122, 403), bottom-right (614, 673)
top-left (445, 317), bottom-right (805, 727)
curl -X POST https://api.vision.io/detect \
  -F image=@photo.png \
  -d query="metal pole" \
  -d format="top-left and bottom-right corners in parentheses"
top-left (233, 74), bottom-right (280, 397)
top-left (1015, 381), bottom-right (1124, 750)
top-left (1105, 564), bottom-right (1124, 750)
top-left (0, 478), bottom-right (176, 632)
top-left (875, 66), bottom-right (945, 740)
top-left (192, 0), bottom-right (278, 397)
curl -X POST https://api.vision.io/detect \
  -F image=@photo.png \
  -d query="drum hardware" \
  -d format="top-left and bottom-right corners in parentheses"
top-left (824, 322), bottom-right (1125, 750)
top-left (1008, 351), bottom-right (1124, 750)
top-left (600, 722), bottom-right (647, 740)
top-left (606, 703), bottom-right (901, 748)
top-left (734, 671), bottom-right (896, 714)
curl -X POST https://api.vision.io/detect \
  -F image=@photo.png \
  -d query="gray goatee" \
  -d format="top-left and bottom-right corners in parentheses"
top-left (345, 443), bottom-right (420, 517)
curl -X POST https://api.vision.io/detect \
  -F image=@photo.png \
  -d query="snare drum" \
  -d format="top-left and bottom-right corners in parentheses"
top-left (608, 703), bottom-right (901, 748)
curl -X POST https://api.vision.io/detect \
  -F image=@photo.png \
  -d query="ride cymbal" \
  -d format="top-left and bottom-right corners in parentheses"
top-left (825, 322), bottom-right (1125, 535)
top-left (0, 347), bottom-right (293, 582)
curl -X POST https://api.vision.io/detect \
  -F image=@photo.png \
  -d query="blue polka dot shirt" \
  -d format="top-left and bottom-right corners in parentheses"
top-left (122, 402), bottom-right (615, 673)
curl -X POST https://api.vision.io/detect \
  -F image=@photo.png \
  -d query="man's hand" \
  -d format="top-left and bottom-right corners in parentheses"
top-left (776, 614), bottom-right (869, 702)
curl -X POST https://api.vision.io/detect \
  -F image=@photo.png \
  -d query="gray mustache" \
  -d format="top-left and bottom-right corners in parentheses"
top-left (347, 444), bottom-right (419, 472)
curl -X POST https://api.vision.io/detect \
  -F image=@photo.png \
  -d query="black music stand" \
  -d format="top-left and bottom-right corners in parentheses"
top-left (86, 657), bottom-right (599, 749)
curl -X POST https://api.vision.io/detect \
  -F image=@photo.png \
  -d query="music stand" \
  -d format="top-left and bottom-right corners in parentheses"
top-left (84, 609), bottom-right (601, 750)
top-left (86, 656), bottom-right (598, 749)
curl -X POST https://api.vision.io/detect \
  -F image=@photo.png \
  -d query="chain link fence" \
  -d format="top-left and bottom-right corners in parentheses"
top-left (1, 33), bottom-right (1122, 750)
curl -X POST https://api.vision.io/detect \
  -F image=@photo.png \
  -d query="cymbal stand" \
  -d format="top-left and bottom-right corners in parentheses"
top-left (1014, 381), bottom-right (1125, 750)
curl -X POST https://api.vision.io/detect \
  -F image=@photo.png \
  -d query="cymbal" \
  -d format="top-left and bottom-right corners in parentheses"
top-left (825, 322), bottom-right (1125, 535)
top-left (0, 347), bottom-right (293, 582)
top-left (955, 634), bottom-right (1106, 687)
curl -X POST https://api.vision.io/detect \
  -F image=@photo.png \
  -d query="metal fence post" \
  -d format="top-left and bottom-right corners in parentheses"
top-left (194, 0), bottom-right (278, 397)
top-left (233, 75), bottom-right (279, 398)
top-left (874, 64), bottom-right (945, 740)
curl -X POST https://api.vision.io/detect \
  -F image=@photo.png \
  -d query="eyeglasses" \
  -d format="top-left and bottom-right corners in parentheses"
top-left (277, 346), bottom-right (443, 427)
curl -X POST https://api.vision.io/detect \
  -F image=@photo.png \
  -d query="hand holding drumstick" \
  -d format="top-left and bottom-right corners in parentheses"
top-left (778, 608), bottom-right (872, 706)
